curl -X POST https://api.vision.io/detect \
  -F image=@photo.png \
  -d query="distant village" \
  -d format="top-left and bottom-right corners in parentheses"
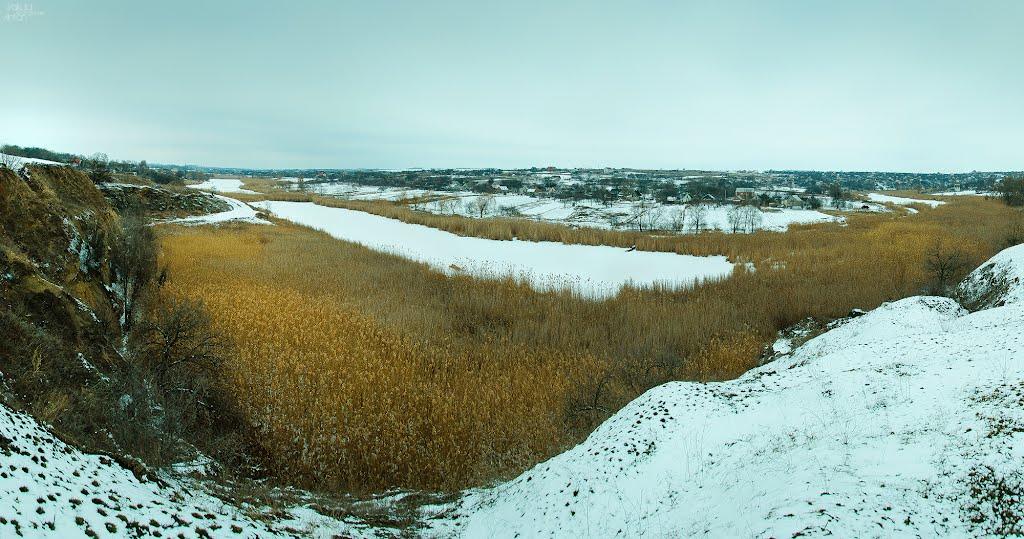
top-left (200, 166), bottom-right (1010, 210)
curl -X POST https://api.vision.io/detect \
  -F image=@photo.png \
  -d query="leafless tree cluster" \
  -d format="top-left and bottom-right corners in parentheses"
top-left (728, 204), bottom-right (763, 233)
top-left (687, 204), bottom-right (710, 233)
top-left (668, 206), bottom-right (687, 232)
top-left (462, 195), bottom-right (496, 218)
top-left (925, 240), bottom-right (968, 296)
top-left (628, 199), bottom-right (667, 232)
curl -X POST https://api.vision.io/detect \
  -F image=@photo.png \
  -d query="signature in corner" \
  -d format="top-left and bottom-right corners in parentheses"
top-left (5, 2), bottom-right (44, 23)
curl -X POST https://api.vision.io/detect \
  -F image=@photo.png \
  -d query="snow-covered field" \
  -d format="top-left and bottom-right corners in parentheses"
top-left (253, 201), bottom-right (735, 296)
top-left (934, 190), bottom-right (998, 197)
top-left (868, 192), bottom-right (946, 208)
top-left (431, 245), bottom-right (1024, 537)
top-left (188, 178), bottom-right (258, 194)
top-left (289, 183), bottom-right (845, 233)
top-left (302, 181), bottom-right (432, 201)
top-left (0, 399), bottom-right (368, 538)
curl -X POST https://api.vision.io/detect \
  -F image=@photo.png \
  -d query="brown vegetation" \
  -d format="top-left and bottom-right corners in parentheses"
top-left (160, 196), bottom-right (1019, 492)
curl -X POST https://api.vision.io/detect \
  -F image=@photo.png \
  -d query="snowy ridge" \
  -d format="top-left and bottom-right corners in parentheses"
top-left (433, 247), bottom-right (1024, 537)
top-left (0, 402), bottom-right (361, 537)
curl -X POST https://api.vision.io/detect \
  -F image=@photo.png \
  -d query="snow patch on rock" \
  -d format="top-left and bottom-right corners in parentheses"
top-left (167, 195), bottom-right (269, 225)
top-left (957, 243), bottom-right (1024, 310)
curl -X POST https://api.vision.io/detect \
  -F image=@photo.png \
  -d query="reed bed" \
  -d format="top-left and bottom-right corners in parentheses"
top-left (159, 196), bottom-right (1019, 492)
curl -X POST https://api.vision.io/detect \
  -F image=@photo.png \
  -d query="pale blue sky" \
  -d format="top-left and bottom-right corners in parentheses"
top-left (1, 1), bottom-right (1021, 170)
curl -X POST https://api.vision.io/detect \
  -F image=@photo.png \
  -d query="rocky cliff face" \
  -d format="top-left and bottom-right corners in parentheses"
top-left (0, 164), bottom-right (125, 447)
top-left (98, 182), bottom-right (230, 219)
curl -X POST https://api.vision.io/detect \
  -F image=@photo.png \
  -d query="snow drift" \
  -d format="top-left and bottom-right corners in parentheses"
top-left (433, 246), bottom-right (1024, 537)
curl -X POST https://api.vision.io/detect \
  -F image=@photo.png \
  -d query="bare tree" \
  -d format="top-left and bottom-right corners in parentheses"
top-left (472, 195), bottom-right (496, 218)
top-left (640, 205), bottom-right (665, 231)
top-left (121, 296), bottom-right (235, 461)
top-left (628, 199), bottom-right (665, 232)
top-left (668, 206), bottom-right (687, 232)
top-left (110, 214), bottom-right (158, 332)
top-left (133, 297), bottom-right (226, 394)
top-left (688, 204), bottom-right (710, 233)
top-left (628, 201), bottom-right (649, 231)
top-left (726, 205), bottom-right (742, 233)
top-left (925, 240), bottom-right (968, 296)
top-left (739, 205), bottom-right (763, 233)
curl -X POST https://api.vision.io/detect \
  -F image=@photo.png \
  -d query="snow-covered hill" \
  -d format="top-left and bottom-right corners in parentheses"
top-left (432, 245), bottom-right (1024, 537)
top-left (0, 401), bottom-right (363, 538)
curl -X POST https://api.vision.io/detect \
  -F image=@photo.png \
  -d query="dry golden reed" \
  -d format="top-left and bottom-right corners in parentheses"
top-left (160, 195), bottom-right (1019, 492)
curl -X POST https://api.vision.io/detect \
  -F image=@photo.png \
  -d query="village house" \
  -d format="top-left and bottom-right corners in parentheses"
top-left (735, 187), bottom-right (757, 202)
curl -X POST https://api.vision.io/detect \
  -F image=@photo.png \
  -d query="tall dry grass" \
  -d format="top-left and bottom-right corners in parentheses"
top-left (159, 196), bottom-right (1021, 492)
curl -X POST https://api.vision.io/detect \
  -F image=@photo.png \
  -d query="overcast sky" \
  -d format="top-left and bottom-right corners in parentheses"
top-left (1, 1), bottom-right (1021, 170)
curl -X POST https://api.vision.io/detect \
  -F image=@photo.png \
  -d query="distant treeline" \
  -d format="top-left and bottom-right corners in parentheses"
top-left (2, 144), bottom-right (205, 185)
top-left (2, 144), bottom-right (78, 163)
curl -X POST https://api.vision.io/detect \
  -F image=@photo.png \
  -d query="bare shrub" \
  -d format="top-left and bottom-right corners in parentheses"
top-left (116, 296), bottom-right (242, 465)
top-left (925, 240), bottom-right (969, 296)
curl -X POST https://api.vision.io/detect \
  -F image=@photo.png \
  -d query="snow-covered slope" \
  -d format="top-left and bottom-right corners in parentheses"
top-left (957, 243), bottom-right (1024, 310)
top-left (433, 247), bottom-right (1024, 537)
top-left (0, 401), bottom-right (367, 537)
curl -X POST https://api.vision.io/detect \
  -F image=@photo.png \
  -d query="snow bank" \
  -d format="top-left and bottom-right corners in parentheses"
top-left (187, 178), bottom-right (258, 194)
top-left (252, 201), bottom-right (734, 297)
top-left (868, 193), bottom-right (945, 208)
top-left (169, 194), bottom-right (269, 225)
top-left (433, 249), bottom-right (1024, 537)
top-left (0, 401), bottom-right (366, 537)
